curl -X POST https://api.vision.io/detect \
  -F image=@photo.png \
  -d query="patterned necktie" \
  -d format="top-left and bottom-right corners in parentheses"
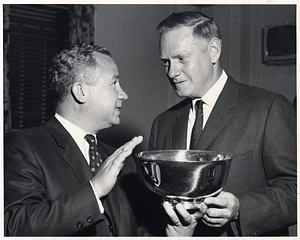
top-left (84, 134), bottom-right (103, 174)
top-left (190, 100), bottom-right (204, 150)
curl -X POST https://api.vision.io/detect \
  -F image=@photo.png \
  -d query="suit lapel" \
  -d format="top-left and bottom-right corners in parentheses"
top-left (172, 100), bottom-right (191, 149)
top-left (198, 76), bottom-right (239, 150)
top-left (62, 141), bottom-right (93, 182)
top-left (45, 116), bottom-right (93, 183)
top-left (46, 117), bottom-right (118, 234)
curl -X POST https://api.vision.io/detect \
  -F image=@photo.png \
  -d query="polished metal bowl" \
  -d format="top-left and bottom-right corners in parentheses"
top-left (136, 150), bottom-right (233, 200)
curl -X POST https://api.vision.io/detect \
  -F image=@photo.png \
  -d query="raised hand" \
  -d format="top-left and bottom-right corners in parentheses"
top-left (91, 136), bottom-right (143, 198)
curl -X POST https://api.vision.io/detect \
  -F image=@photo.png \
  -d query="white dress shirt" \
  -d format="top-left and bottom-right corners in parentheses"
top-left (55, 113), bottom-right (105, 213)
top-left (186, 70), bottom-right (228, 149)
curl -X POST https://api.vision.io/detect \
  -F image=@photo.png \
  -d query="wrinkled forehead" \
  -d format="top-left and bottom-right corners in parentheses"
top-left (160, 26), bottom-right (206, 44)
top-left (159, 26), bottom-right (206, 52)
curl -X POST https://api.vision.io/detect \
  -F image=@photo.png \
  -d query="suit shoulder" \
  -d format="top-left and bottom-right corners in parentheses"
top-left (4, 125), bottom-right (53, 162)
top-left (227, 76), bottom-right (280, 102)
top-left (155, 99), bottom-right (190, 119)
top-left (5, 125), bottom-right (48, 143)
top-left (238, 82), bottom-right (291, 104)
top-left (231, 81), bottom-right (295, 119)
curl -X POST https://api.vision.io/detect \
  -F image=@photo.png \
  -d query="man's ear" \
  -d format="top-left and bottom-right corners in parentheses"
top-left (209, 38), bottom-right (222, 64)
top-left (71, 82), bottom-right (87, 103)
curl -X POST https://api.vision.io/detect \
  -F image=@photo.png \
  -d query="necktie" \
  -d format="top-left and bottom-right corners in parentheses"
top-left (190, 100), bottom-right (204, 150)
top-left (84, 134), bottom-right (103, 174)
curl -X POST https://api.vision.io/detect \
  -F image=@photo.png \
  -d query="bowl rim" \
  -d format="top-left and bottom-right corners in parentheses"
top-left (136, 150), bottom-right (233, 162)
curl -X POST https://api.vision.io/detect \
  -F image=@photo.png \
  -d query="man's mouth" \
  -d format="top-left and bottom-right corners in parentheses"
top-left (173, 78), bottom-right (187, 84)
top-left (173, 79), bottom-right (187, 86)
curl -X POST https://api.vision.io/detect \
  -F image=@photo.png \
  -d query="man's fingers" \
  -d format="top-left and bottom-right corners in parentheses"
top-left (108, 136), bottom-right (143, 165)
top-left (109, 136), bottom-right (143, 170)
top-left (204, 196), bottom-right (227, 207)
top-left (117, 136), bottom-right (143, 161)
top-left (163, 201), bottom-right (181, 226)
top-left (163, 202), bottom-right (194, 226)
top-left (122, 136), bottom-right (143, 153)
top-left (189, 202), bottom-right (207, 220)
top-left (175, 204), bottom-right (194, 226)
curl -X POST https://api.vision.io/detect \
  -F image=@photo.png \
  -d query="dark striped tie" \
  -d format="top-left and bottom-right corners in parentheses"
top-left (190, 100), bottom-right (204, 150)
top-left (84, 134), bottom-right (103, 174)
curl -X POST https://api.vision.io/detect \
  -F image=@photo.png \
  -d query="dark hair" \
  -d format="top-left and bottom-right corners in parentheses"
top-left (157, 11), bottom-right (222, 43)
top-left (49, 43), bottom-right (111, 109)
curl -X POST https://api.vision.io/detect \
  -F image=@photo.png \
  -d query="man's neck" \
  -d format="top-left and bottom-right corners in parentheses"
top-left (55, 106), bottom-right (92, 134)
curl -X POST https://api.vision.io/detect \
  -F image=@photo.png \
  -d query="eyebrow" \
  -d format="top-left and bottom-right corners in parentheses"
top-left (113, 74), bottom-right (120, 80)
top-left (160, 52), bottom-right (189, 60)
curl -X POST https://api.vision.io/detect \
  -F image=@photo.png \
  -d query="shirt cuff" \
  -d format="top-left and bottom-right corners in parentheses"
top-left (89, 180), bottom-right (105, 214)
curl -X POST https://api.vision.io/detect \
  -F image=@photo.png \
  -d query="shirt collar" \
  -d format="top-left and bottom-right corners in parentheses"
top-left (192, 70), bottom-right (228, 108)
top-left (55, 113), bottom-right (91, 143)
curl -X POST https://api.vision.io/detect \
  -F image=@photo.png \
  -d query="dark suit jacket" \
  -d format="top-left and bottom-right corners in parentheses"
top-left (149, 76), bottom-right (297, 236)
top-left (4, 116), bottom-right (141, 236)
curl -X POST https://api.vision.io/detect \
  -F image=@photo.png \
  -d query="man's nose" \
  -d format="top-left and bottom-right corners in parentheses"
top-left (118, 87), bottom-right (128, 101)
top-left (167, 62), bottom-right (181, 79)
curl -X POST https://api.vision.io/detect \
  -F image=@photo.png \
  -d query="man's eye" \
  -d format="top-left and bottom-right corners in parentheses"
top-left (179, 57), bottom-right (185, 62)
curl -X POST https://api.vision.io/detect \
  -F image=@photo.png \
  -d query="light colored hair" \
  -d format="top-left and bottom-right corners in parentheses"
top-left (50, 43), bottom-right (111, 109)
top-left (157, 11), bottom-right (222, 44)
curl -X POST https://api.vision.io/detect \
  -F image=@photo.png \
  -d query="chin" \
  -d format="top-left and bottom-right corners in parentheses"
top-left (175, 91), bottom-right (190, 98)
top-left (111, 118), bottom-right (120, 126)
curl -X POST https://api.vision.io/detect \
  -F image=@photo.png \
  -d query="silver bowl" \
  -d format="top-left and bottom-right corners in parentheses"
top-left (136, 150), bottom-right (232, 208)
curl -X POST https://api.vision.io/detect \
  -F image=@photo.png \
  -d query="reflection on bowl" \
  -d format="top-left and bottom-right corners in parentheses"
top-left (136, 150), bottom-right (233, 199)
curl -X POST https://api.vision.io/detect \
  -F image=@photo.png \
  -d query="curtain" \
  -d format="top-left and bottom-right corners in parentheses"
top-left (4, 5), bottom-right (11, 132)
top-left (69, 5), bottom-right (95, 45)
top-left (3, 4), bottom-right (95, 132)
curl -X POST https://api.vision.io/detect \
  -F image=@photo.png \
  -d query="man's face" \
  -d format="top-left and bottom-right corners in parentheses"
top-left (159, 26), bottom-right (216, 98)
top-left (86, 53), bottom-right (128, 131)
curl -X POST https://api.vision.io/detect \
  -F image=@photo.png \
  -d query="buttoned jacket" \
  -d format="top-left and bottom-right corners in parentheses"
top-left (149, 76), bottom-right (297, 236)
top-left (5, 116), bottom-right (140, 236)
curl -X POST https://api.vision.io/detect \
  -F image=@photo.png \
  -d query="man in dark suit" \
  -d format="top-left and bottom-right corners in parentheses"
top-left (4, 43), bottom-right (143, 236)
top-left (149, 12), bottom-right (297, 236)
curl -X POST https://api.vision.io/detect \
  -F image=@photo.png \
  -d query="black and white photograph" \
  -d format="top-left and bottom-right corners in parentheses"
top-left (2, 3), bottom-right (297, 238)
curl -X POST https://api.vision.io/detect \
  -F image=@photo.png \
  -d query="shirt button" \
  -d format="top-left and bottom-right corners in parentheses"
top-left (87, 216), bottom-right (93, 223)
top-left (77, 222), bottom-right (83, 228)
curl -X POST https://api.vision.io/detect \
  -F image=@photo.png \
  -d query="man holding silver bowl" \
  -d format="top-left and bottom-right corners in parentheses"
top-left (147, 11), bottom-right (297, 236)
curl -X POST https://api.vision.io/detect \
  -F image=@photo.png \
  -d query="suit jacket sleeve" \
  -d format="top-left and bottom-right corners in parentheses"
top-left (234, 95), bottom-right (297, 236)
top-left (148, 89), bottom-right (296, 236)
top-left (149, 116), bottom-right (159, 151)
top-left (4, 131), bottom-right (105, 236)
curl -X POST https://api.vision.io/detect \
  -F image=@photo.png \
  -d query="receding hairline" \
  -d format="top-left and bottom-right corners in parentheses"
top-left (156, 11), bottom-right (222, 42)
top-left (157, 12), bottom-right (210, 30)
top-left (93, 51), bottom-right (117, 69)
